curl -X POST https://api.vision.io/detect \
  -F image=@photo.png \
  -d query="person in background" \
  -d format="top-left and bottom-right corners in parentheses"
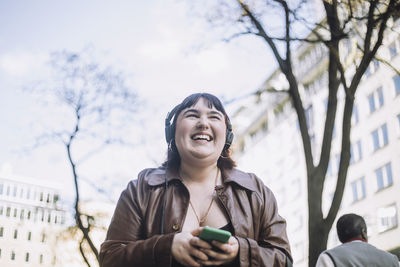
top-left (100, 92), bottom-right (292, 266)
top-left (316, 213), bottom-right (399, 267)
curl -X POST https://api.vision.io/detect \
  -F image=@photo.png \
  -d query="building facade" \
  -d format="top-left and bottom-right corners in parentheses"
top-left (0, 174), bottom-right (66, 267)
top-left (231, 19), bottom-right (400, 267)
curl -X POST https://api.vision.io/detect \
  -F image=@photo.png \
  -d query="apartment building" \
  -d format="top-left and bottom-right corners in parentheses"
top-left (231, 19), bottom-right (400, 267)
top-left (0, 173), bottom-right (66, 267)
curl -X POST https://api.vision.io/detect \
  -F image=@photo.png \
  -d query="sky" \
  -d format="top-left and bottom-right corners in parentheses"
top-left (0, 0), bottom-right (276, 204)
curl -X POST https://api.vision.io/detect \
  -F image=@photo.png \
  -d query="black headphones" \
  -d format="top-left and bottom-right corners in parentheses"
top-left (165, 104), bottom-right (234, 150)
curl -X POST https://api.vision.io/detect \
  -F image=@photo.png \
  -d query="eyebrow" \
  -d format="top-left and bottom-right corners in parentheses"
top-left (182, 109), bottom-right (223, 117)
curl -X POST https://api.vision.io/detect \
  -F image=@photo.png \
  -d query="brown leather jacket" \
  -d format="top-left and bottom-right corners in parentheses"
top-left (100, 167), bottom-right (292, 267)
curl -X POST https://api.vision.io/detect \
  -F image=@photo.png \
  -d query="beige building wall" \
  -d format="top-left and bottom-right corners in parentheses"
top-left (0, 174), bottom-right (66, 267)
top-left (231, 20), bottom-right (400, 267)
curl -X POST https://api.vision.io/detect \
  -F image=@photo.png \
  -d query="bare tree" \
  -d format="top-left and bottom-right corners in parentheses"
top-left (192, 0), bottom-right (400, 266)
top-left (29, 49), bottom-right (138, 267)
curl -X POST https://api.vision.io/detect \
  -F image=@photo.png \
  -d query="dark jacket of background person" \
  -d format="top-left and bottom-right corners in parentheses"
top-left (100, 167), bottom-right (291, 267)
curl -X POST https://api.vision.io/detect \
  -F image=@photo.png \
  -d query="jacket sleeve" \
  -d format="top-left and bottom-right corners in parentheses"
top-left (99, 180), bottom-right (174, 267)
top-left (236, 182), bottom-right (292, 267)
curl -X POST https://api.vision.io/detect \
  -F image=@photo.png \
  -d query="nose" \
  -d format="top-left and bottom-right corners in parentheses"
top-left (196, 115), bottom-right (209, 129)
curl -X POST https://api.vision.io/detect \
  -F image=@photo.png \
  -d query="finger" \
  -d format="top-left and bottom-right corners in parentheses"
top-left (200, 259), bottom-right (226, 266)
top-left (190, 237), bottom-right (212, 249)
top-left (201, 248), bottom-right (230, 261)
top-left (211, 241), bottom-right (232, 253)
top-left (182, 254), bottom-right (202, 267)
top-left (189, 246), bottom-right (209, 261)
top-left (227, 236), bottom-right (239, 246)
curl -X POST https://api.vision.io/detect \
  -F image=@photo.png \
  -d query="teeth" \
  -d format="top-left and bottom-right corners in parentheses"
top-left (192, 134), bottom-right (212, 141)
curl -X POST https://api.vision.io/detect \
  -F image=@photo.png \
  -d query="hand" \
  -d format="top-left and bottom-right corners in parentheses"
top-left (172, 230), bottom-right (212, 267)
top-left (197, 236), bottom-right (239, 266)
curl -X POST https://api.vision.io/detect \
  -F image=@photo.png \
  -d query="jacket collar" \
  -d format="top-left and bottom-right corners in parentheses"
top-left (222, 168), bottom-right (257, 192)
top-left (147, 167), bottom-right (180, 186)
top-left (147, 167), bottom-right (257, 192)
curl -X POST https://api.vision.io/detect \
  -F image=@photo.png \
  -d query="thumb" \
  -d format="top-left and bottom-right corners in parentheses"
top-left (191, 227), bottom-right (204, 237)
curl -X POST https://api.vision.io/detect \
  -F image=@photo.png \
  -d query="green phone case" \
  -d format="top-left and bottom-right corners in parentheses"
top-left (199, 226), bottom-right (231, 243)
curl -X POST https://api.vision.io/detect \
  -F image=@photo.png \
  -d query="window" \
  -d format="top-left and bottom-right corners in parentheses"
top-left (6, 207), bottom-right (10, 217)
top-left (20, 209), bottom-right (24, 220)
top-left (13, 208), bottom-right (17, 218)
top-left (398, 114), bottom-right (400, 136)
top-left (389, 41), bottom-right (398, 58)
top-left (373, 59), bottom-right (379, 70)
top-left (25, 252), bottom-right (30, 262)
top-left (371, 123), bottom-right (388, 151)
top-left (41, 233), bottom-right (46, 243)
top-left (377, 204), bottom-right (398, 233)
top-left (350, 140), bottom-right (363, 164)
top-left (352, 104), bottom-right (359, 125)
top-left (327, 159), bottom-right (333, 177)
top-left (0, 206), bottom-right (3, 215)
top-left (368, 87), bottom-right (384, 113)
top-left (365, 66), bottom-right (371, 77)
top-left (27, 231), bottom-right (32, 241)
top-left (0, 183), bottom-right (3, 194)
top-left (305, 105), bottom-right (314, 130)
top-left (0, 227), bottom-right (3, 237)
top-left (351, 177), bottom-right (366, 202)
top-left (12, 186), bottom-right (17, 197)
top-left (366, 59), bottom-right (380, 77)
top-left (53, 194), bottom-right (59, 203)
top-left (375, 162), bottom-right (393, 191)
top-left (393, 75), bottom-right (400, 96)
top-left (39, 254), bottom-right (43, 264)
top-left (26, 188), bottom-right (31, 199)
top-left (11, 251), bottom-right (15, 260)
top-left (13, 229), bottom-right (18, 239)
top-left (335, 153), bottom-right (341, 172)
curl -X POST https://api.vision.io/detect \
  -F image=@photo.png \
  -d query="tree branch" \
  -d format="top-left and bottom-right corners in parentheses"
top-left (79, 237), bottom-right (91, 267)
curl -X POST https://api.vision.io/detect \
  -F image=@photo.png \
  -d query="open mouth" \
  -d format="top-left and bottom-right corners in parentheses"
top-left (191, 134), bottom-right (213, 141)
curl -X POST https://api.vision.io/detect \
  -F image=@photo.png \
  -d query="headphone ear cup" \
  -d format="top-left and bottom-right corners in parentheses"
top-left (224, 129), bottom-right (234, 150)
top-left (165, 105), bottom-right (180, 144)
top-left (165, 124), bottom-right (174, 144)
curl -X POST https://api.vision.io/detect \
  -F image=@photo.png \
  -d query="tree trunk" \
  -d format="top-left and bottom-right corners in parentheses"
top-left (308, 218), bottom-right (329, 267)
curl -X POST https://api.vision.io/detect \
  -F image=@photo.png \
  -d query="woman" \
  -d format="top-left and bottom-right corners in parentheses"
top-left (100, 93), bottom-right (292, 267)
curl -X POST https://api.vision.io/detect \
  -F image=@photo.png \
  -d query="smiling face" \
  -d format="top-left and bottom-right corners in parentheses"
top-left (174, 97), bottom-right (227, 167)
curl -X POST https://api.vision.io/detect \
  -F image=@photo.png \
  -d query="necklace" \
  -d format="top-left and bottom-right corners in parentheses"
top-left (185, 168), bottom-right (219, 226)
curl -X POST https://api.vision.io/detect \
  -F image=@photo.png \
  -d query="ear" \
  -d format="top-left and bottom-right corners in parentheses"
top-left (361, 228), bottom-right (368, 242)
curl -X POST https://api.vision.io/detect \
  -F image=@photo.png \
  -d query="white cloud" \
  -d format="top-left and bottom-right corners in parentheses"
top-left (194, 45), bottom-right (229, 74)
top-left (137, 40), bottom-right (182, 61)
top-left (0, 51), bottom-right (48, 77)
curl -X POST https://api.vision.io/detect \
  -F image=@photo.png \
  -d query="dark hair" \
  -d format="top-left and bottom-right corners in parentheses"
top-left (162, 93), bottom-right (236, 172)
top-left (336, 213), bottom-right (367, 243)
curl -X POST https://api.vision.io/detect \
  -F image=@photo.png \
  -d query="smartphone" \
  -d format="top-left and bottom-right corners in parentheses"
top-left (199, 226), bottom-right (231, 244)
